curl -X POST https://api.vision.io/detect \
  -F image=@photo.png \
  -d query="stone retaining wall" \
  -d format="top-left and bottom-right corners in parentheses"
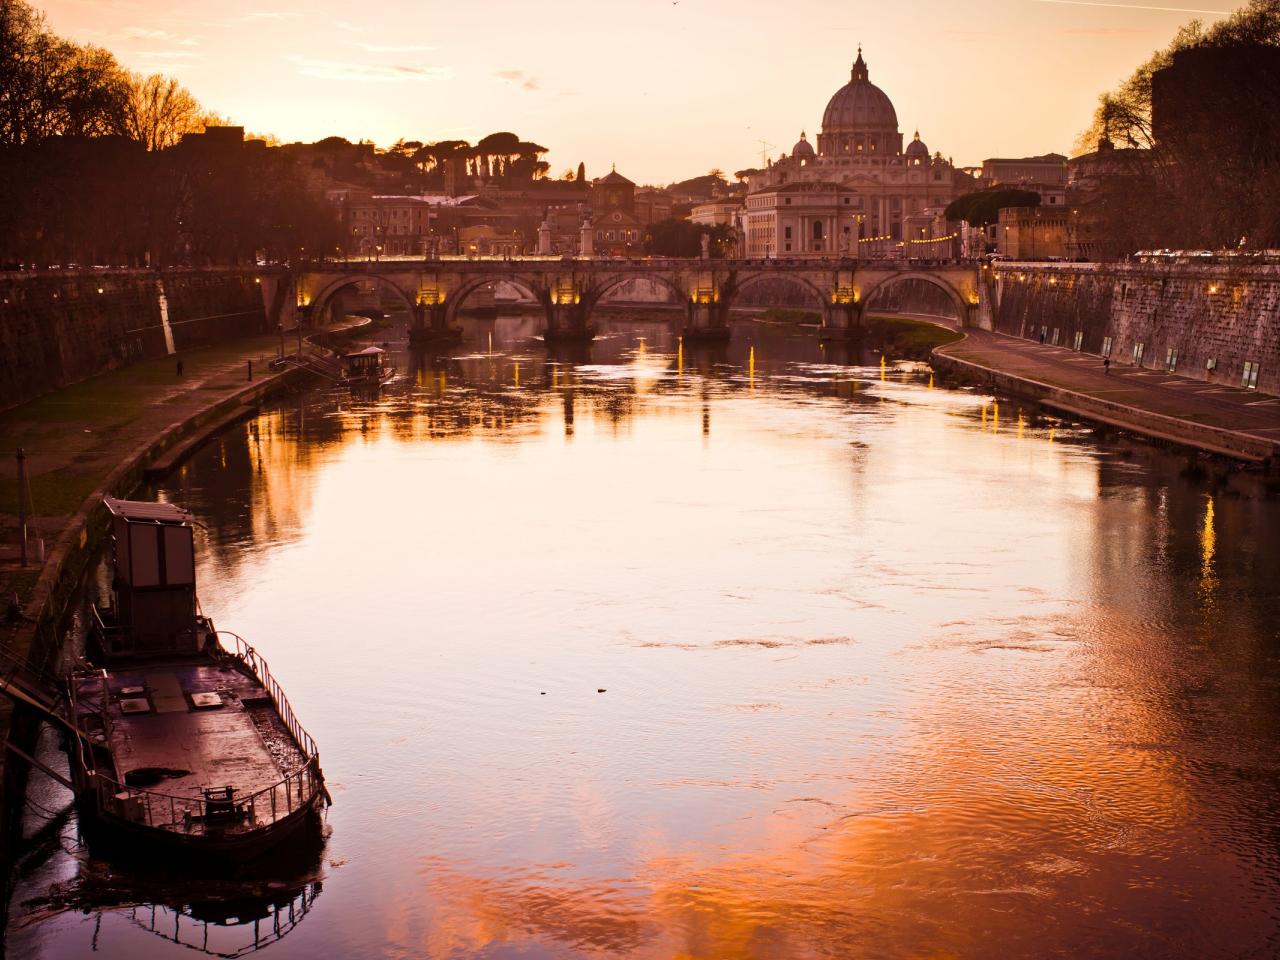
top-left (992, 262), bottom-right (1280, 394)
top-left (0, 269), bottom-right (274, 409)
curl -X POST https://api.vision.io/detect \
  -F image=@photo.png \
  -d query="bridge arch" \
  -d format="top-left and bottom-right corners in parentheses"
top-left (594, 271), bottom-right (687, 306)
top-left (859, 271), bottom-right (971, 324)
top-left (443, 274), bottom-right (545, 325)
top-left (309, 274), bottom-right (418, 324)
top-left (731, 271), bottom-right (829, 310)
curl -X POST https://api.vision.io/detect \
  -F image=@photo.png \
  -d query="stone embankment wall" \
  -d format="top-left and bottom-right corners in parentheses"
top-left (0, 269), bottom-right (285, 409)
top-left (992, 262), bottom-right (1280, 394)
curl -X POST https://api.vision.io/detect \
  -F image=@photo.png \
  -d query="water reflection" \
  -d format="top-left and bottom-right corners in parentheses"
top-left (11, 315), bottom-right (1280, 958)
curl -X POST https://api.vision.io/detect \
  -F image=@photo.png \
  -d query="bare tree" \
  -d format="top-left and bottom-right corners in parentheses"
top-left (122, 73), bottom-right (203, 151)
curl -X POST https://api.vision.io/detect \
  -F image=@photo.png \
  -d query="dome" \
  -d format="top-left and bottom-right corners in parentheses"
top-left (792, 131), bottom-right (815, 158)
top-left (905, 131), bottom-right (929, 157)
top-left (821, 50), bottom-right (899, 133)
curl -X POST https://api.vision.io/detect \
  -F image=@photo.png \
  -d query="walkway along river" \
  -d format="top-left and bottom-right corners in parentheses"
top-left (6, 314), bottom-right (1280, 958)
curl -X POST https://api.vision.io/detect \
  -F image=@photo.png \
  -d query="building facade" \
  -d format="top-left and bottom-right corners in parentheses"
top-left (590, 169), bottom-right (644, 256)
top-left (345, 196), bottom-right (433, 257)
top-left (997, 206), bottom-right (1069, 259)
top-left (980, 153), bottom-right (1068, 207)
top-left (742, 50), bottom-right (974, 258)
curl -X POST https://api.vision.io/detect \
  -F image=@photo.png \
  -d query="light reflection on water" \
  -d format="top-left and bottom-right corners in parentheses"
top-left (10, 316), bottom-right (1280, 959)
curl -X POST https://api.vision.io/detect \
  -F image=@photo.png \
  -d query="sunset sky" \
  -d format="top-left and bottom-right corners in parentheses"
top-left (38, 0), bottom-right (1233, 183)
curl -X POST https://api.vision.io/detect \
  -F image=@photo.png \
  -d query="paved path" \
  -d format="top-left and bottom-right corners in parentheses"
top-left (936, 327), bottom-right (1280, 460)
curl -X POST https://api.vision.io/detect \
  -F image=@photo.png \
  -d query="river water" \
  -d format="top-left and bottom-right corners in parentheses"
top-left (8, 316), bottom-right (1280, 959)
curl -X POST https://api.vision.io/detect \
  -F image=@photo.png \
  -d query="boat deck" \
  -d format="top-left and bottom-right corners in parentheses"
top-left (73, 660), bottom-right (306, 829)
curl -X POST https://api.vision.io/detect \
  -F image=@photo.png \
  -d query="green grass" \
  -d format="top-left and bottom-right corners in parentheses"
top-left (868, 316), bottom-right (963, 359)
top-left (0, 468), bottom-right (105, 521)
top-left (760, 307), bottom-right (822, 324)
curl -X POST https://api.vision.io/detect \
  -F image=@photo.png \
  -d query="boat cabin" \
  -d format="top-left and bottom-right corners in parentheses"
top-left (100, 496), bottom-right (207, 658)
top-left (342, 346), bottom-right (389, 381)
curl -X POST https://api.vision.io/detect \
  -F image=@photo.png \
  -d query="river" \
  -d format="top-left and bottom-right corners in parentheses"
top-left (8, 315), bottom-right (1280, 959)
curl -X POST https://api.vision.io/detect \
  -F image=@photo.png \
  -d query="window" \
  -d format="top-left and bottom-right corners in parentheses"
top-left (1165, 347), bottom-right (1178, 372)
top-left (1073, 331), bottom-right (1084, 351)
top-left (1101, 336), bottom-right (1113, 358)
top-left (784, 243), bottom-right (792, 252)
top-left (812, 221), bottom-right (823, 240)
top-left (1242, 360), bottom-right (1260, 390)
top-left (784, 226), bottom-right (792, 240)
top-left (1132, 342), bottom-right (1145, 365)
top-left (785, 197), bottom-right (791, 205)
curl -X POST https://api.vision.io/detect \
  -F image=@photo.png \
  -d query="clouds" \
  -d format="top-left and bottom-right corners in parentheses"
top-left (118, 27), bottom-right (196, 45)
top-left (357, 42), bottom-right (438, 53)
top-left (1030, 0), bottom-right (1229, 14)
top-left (495, 69), bottom-right (539, 91)
top-left (287, 55), bottom-right (450, 83)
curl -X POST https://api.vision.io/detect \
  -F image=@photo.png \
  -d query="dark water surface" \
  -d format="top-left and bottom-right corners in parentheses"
top-left (9, 316), bottom-right (1280, 959)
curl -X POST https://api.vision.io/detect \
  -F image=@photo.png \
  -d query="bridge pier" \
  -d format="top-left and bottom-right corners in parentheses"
top-left (410, 301), bottom-right (463, 346)
top-left (682, 300), bottom-right (731, 342)
top-left (819, 301), bottom-right (864, 340)
top-left (543, 299), bottom-right (596, 344)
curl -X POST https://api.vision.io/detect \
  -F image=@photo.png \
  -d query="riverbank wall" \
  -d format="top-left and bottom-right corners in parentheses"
top-left (931, 345), bottom-right (1278, 463)
top-left (0, 269), bottom-right (288, 410)
top-left (991, 262), bottom-right (1280, 394)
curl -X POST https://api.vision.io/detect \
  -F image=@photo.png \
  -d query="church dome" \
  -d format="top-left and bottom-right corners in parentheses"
top-left (792, 132), bottom-right (815, 158)
top-left (905, 131), bottom-right (929, 157)
top-left (821, 50), bottom-right (899, 133)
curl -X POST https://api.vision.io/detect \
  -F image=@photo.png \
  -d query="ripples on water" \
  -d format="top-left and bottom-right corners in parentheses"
top-left (9, 316), bottom-right (1280, 959)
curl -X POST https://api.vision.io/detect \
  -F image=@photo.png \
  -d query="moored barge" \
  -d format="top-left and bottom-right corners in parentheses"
top-left (65, 497), bottom-right (329, 858)
top-left (340, 345), bottom-right (395, 386)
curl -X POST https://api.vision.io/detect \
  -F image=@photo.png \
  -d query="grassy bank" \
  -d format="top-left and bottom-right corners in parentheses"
top-left (0, 333), bottom-right (284, 609)
top-left (867, 316), bottom-right (963, 359)
top-left (758, 307), bottom-right (821, 324)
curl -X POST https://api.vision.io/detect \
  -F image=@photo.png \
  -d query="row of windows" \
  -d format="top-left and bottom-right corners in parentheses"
top-left (351, 208), bottom-right (424, 219)
top-left (351, 225), bottom-right (424, 236)
top-left (595, 230), bottom-right (639, 242)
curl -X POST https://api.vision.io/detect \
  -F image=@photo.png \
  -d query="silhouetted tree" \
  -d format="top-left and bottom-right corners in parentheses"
top-left (945, 189), bottom-right (1041, 226)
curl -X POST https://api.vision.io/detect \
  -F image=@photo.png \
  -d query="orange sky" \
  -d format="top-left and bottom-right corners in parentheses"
top-left (36, 0), bottom-right (1233, 183)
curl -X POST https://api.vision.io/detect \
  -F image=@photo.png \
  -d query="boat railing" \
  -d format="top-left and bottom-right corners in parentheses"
top-left (213, 630), bottom-right (318, 761)
top-left (76, 630), bottom-right (326, 836)
top-left (90, 603), bottom-right (128, 656)
top-left (90, 753), bottom-right (324, 836)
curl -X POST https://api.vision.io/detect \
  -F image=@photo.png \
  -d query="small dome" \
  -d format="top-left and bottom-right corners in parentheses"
top-left (905, 131), bottom-right (929, 157)
top-left (821, 50), bottom-right (899, 133)
top-left (792, 131), bottom-right (815, 158)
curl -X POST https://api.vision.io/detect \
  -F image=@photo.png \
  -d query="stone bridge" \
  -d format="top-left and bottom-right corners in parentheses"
top-left (286, 258), bottom-right (988, 344)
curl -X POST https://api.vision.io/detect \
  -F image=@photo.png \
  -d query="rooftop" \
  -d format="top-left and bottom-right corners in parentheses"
top-left (104, 497), bottom-right (193, 525)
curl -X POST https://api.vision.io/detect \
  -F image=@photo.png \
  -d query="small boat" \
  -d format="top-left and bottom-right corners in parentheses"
top-left (65, 497), bottom-right (329, 859)
top-left (340, 346), bottom-right (395, 385)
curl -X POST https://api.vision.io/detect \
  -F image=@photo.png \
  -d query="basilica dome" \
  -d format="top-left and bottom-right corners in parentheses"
top-left (905, 131), bottom-right (929, 158)
top-left (792, 132), bottom-right (815, 159)
top-left (821, 50), bottom-right (899, 134)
